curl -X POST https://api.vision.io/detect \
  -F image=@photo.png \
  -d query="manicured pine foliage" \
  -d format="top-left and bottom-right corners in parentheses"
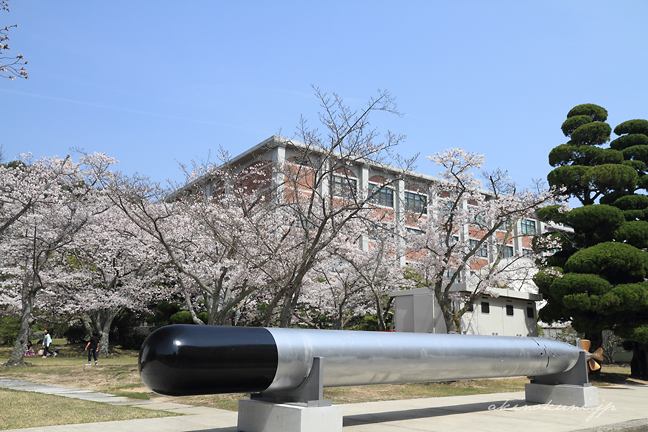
top-left (536, 104), bottom-right (648, 379)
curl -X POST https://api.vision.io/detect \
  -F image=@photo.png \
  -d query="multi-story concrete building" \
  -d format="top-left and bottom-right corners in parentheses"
top-left (184, 135), bottom-right (557, 335)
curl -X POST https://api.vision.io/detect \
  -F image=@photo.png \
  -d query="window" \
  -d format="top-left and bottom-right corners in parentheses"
top-left (521, 219), bottom-right (536, 235)
top-left (445, 269), bottom-right (462, 283)
top-left (527, 307), bottom-right (535, 319)
top-left (503, 245), bottom-right (514, 258)
top-left (440, 201), bottom-right (454, 217)
top-left (506, 304), bottom-right (514, 316)
top-left (481, 302), bottom-right (490, 314)
top-left (441, 235), bottom-right (460, 247)
top-left (405, 191), bottom-right (427, 214)
top-left (468, 206), bottom-right (486, 224)
top-left (332, 175), bottom-right (357, 198)
top-left (331, 258), bottom-right (348, 273)
top-left (407, 227), bottom-right (424, 235)
top-left (497, 219), bottom-right (513, 232)
top-left (470, 239), bottom-right (488, 257)
top-left (288, 155), bottom-right (312, 166)
top-left (369, 184), bottom-right (394, 207)
top-left (300, 217), bottom-right (317, 232)
top-left (211, 185), bottom-right (226, 199)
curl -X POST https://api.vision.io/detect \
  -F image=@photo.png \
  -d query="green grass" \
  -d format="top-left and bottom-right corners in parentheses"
top-left (113, 391), bottom-right (150, 400)
top-left (0, 388), bottom-right (173, 431)
top-left (591, 364), bottom-right (635, 386)
top-left (323, 377), bottom-right (529, 405)
top-left (600, 364), bottom-right (631, 375)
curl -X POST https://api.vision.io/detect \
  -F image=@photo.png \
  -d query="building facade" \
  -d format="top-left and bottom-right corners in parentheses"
top-left (183, 136), bottom-right (559, 334)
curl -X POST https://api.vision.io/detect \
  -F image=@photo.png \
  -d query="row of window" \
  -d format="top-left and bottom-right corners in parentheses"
top-left (458, 239), bottom-right (519, 259)
top-left (480, 301), bottom-right (535, 318)
top-left (368, 185), bottom-right (428, 214)
top-left (331, 175), bottom-right (538, 233)
top-left (333, 175), bottom-right (428, 213)
top-left (406, 232), bottom-right (532, 259)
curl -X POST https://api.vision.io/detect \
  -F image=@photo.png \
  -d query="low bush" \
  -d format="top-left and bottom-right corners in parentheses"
top-left (63, 321), bottom-right (87, 344)
top-left (170, 311), bottom-right (206, 325)
top-left (119, 326), bottom-right (151, 350)
top-left (0, 315), bottom-right (21, 346)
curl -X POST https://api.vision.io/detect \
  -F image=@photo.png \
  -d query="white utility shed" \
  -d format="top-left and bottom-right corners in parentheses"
top-left (390, 286), bottom-right (541, 336)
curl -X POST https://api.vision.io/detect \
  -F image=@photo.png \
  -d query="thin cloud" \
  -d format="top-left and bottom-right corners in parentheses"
top-left (0, 88), bottom-right (265, 133)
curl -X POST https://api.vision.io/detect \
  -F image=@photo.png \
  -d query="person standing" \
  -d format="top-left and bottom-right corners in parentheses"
top-left (85, 333), bottom-right (100, 366)
top-left (42, 330), bottom-right (52, 358)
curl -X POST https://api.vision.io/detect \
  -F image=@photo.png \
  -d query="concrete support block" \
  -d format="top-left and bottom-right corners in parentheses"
top-left (525, 383), bottom-right (598, 408)
top-left (238, 399), bottom-right (343, 432)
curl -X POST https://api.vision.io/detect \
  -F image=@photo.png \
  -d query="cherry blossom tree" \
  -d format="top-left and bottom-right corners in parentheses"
top-left (297, 225), bottom-right (373, 329)
top-left (161, 89), bottom-right (414, 329)
top-left (1, 0), bottom-right (28, 80)
top-left (0, 154), bottom-right (112, 365)
top-left (50, 201), bottom-right (164, 354)
top-left (300, 217), bottom-right (410, 330)
top-left (343, 223), bottom-right (412, 330)
top-left (1, 154), bottom-right (69, 237)
top-left (298, 262), bottom-right (365, 329)
top-left (405, 149), bottom-right (560, 333)
top-left (222, 88), bottom-right (414, 328)
top-left (86, 160), bottom-right (267, 327)
top-left (164, 202), bottom-right (266, 326)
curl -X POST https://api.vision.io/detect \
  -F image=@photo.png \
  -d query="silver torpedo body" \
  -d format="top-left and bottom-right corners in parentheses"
top-left (266, 328), bottom-right (580, 391)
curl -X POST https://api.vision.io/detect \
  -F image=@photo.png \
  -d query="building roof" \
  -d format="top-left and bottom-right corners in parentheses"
top-left (389, 286), bottom-right (542, 302)
top-left (169, 135), bottom-right (498, 199)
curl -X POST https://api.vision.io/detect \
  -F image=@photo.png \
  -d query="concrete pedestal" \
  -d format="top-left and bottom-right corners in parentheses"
top-left (525, 383), bottom-right (598, 408)
top-left (238, 399), bottom-right (343, 432)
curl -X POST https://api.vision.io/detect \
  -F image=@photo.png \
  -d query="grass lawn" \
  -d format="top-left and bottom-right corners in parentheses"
top-left (0, 388), bottom-right (172, 430)
top-left (0, 345), bottom-right (181, 430)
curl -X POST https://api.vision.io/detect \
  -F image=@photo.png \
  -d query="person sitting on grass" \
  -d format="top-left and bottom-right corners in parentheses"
top-left (85, 333), bottom-right (100, 366)
top-left (22, 340), bottom-right (35, 357)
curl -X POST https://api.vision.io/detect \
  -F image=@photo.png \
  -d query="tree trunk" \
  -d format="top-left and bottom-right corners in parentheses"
top-left (99, 318), bottom-right (112, 355)
top-left (7, 303), bottom-right (33, 365)
top-left (263, 287), bottom-right (284, 327)
top-left (438, 295), bottom-right (457, 333)
top-left (81, 314), bottom-right (94, 336)
top-left (440, 303), bottom-right (457, 333)
top-left (372, 289), bottom-right (387, 331)
top-left (83, 308), bottom-right (120, 354)
top-left (279, 286), bottom-right (301, 328)
top-left (178, 277), bottom-right (206, 325)
top-left (373, 293), bottom-right (394, 331)
top-left (450, 305), bottom-right (463, 334)
top-left (334, 301), bottom-right (345, 330)
top-left (630, 342), bottom-right (648, 380)
top-left (6, 273), bottom-right (37, 366)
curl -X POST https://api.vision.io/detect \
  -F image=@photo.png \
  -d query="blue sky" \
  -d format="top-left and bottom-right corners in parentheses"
top-left (2, 1), bottom-right (647, 190)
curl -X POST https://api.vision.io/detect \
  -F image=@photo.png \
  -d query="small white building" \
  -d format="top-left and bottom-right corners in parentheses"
top-left (390, 286), bottom-right (541, 337)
